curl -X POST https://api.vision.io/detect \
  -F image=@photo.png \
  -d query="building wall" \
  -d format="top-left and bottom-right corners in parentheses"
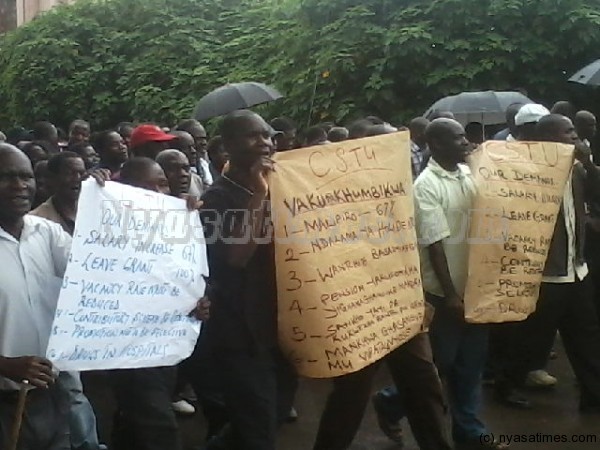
top-left (0, 0), bottom-right (76, 31)
top-left (0, 0), bottom-right (18, 33)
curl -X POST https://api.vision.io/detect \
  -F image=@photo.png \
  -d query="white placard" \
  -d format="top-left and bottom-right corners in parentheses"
top-left (46, 180), bottom-right (207, 371)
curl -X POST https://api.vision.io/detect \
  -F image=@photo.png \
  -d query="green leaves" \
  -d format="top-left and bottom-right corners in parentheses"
top-left (1, 0), bottom-right (600, 130)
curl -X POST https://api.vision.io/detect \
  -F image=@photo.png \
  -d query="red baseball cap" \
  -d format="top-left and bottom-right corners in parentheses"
top-left (130, 124), bottom-right (176, 148)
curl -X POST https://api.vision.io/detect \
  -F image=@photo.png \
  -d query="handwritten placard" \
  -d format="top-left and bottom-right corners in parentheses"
top-left (464, 141), bottom-right (574, 323)
top-left (270, 132), bottom-right (425, 378)
top-left (46, 180), bottom-right (207, 371)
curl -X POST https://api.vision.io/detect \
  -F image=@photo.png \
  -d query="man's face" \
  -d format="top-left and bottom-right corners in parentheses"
top-left (213, 149), bottom-right (229, 172)
top-left (104, 132), bottom-right (129, 163)
top-left (25, 145), bottom-right (48, 167)
top-left (80, 145), bottom-right (100, 169)
top-left (53, 157), bottom-right (86, 203)
top-left (437, 121), bottom-right (470, 163)
top-left (47, 125), bottom-right (59, 145)
top-left (228, 115), bottom-right (273, 167)
top-left (34, 161), bottom-right (50, 202)
top-left (275, 130), bottom-right (296, 151)
top-left (69, 125), bottom-right (90, 144)
top-left (189, 124), bottom-right (208, 156)
top-left (140, 164), bottom-right (170, 195)
top-left (577, 118), bottom-right (597, 141)
top-left (176, 133), bottom-right (197, 166)
top-left (120, 126), bottom-right (134, 149)
top-left (142, 141), bottom-right (171, 161)
top-left (0, 151), bottom-right (36, 220)
top-left (555, 117), bottom-right (579, 145)
top-left (161, 154), bottom-right (191, 197)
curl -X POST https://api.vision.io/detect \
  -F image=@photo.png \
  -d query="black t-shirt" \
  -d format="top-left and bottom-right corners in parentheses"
top-left (200, 176), bottom-right (277, 351)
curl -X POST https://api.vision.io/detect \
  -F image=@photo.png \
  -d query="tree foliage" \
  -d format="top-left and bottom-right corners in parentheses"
top-left (1, 0), bottom-right (600, 130)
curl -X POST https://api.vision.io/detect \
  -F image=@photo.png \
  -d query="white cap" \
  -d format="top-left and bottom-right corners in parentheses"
top-left (514, 104), bottom-right (550, 126)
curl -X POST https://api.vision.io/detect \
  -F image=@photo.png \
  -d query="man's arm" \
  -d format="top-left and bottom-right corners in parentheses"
top-left (575, 141), bottom-right (600, 201)
top-left (414, 180), bottom-right (464, 317)
top-left (427, 241), bottom-right (464, 316)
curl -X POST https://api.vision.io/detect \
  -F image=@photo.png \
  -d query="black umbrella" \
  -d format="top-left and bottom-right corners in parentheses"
top-left (569, 59), bottom-right (600, 86)
top-left (193, 82), bottom-right (283, 121)
top-left (424, 91), bottom-right (532, 125)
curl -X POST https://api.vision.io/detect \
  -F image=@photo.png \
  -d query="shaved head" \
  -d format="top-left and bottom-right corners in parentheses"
top-left (221, 110), bottom-right (263, 141)
top-left (220, 110), bottom-right (272, 168)
top-left (536, 114), bottom-right (578, 144)
top-left (574, 110), bottom-right (597, 141)
top-left (425, 118), bottom-right (470, 166)
top-left (156, 149), bottom-right (191, 196)
top-left (409, 117), bottom-right (430, 133)
top-left (0, 142), bottom-right (29, 160)
top-left (409, 117), bottom-right (430, 147)
top-left (425, 118), bottom-right (463, 142)
top-left (120, 157), bottom-right (170, 194)
top-left (551, 101), bottom-right (576, 120)
top-left (156, 149), bottom-right (187, 166)
top-left (428, 110), bottom-right (455, 121)
top-left (506, 102), bottom-right (525, 134)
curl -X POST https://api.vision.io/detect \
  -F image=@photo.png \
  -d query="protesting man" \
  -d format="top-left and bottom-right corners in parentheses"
top-left (29, 151), bottom-right (104, 450)
top-left (270, 117), bottom-right (297, 151)
top-left (0, 144), bottom-right (107, 450)
top-left (68, 120), bottom-right (91, 146)
top-left (175, 120), bottom-right (212, 189)
top-left (31, 152), bottom-right (85, 235)
top-left (169, 130), bottom-right (205, 197)
top-left (414, 119), bottom-right (507, 450)
top-left (312, 122), bottom-right (452, 450)
top-left (156, 150), bottom-right (192, 198)
top-left (493, 103), bottom-right (524, 141)
top-left (200, 110), bottom-right (297, 450)
top-left (498, 115), bottom-right (600, 414)
top-left (109, 156), bottom-right (208, 450)
top-left (130, 125), bottom-right (176, 161)
top-left (93, 130), bottom-right (129, 180)
top-left (409, 117), bottom-right (431, 179)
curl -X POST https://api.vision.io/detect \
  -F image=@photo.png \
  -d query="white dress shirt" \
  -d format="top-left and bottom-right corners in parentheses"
top-left (0, 215), bottom-right (71, 389)
top-left (199, 158), bottom-right (213, 186)
top-left (542, 170), bottom-right (588, 284)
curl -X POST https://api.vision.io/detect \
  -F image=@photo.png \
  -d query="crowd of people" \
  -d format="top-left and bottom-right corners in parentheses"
top-left (1, 98), bottom-right (600, 450)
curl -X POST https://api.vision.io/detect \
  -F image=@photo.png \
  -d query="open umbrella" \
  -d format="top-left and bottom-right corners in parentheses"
top-left (193, 82), bottom-right (283, 121)
top-left (424, 91), bottom-right (532, 125)
top-left (569, 59), bottom-right (600, 86)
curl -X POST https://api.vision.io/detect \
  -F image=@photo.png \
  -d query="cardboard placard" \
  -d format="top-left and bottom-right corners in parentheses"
top-left (270, 132), bottom-right (424, 378)
top-left (464, 141), bottom-right (574, 323)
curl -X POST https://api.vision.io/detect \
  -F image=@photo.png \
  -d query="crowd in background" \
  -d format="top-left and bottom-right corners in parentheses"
top-left (1, 99), bottom-right (600, 450)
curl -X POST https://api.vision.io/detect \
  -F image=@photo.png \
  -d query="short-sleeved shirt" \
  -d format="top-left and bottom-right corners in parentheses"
top-left (0, 216), bottom-right (71, 389)
top-left (414, 158), bottom-right (476, 297)
top-left (200, 176), bottom-right (277, 351)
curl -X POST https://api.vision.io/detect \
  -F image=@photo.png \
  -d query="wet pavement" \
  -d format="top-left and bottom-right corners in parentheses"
top-left (87, 338), bottom-right (600, 449)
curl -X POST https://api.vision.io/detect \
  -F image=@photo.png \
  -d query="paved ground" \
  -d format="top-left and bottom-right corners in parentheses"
top-left (86, 338), bottom-right (600, 449)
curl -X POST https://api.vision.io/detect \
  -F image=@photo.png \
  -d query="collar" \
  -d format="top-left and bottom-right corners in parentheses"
top-left (411, 141), bottom-right (427, 153)
top-left (427, 158), bottom-right (471, 180)
top-left (0, 215), bottom-right (42, 243)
